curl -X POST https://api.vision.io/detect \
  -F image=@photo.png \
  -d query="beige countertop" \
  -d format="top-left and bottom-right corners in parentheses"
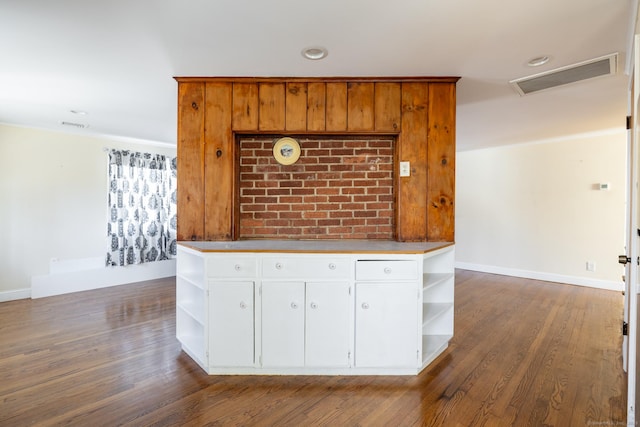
top-left (178, 240), bottom-right (454, 254)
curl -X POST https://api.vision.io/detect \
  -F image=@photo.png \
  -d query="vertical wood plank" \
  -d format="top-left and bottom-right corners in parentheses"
top-left (204, 82), bottom-right (234, 240)
top-left (375, 82), bottom-right (402, 132)
top-left (347, 82), bottom-right (374, 131)
top-left (259, 83), bottom-right (286, 130)
top-left (396, 82), bottom-right (429, 241)
top-left (326, 83), bottom-right (347, 131)
top-left (232, 83), bottom-right (258, 131)
top-left (285, 82), bottom-right (308, 131)
top-left (176, 82), bottom-right (205, 241)
top-left (427, 83), bottom-right (456, 242)
top-left (307, 82), bottom-right (326, 131)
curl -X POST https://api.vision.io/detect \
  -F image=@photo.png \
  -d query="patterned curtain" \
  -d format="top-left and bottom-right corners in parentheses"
top-left (106, 149), bottom-right (177, 267)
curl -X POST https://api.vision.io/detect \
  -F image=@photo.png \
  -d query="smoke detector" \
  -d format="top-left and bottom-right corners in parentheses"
top-left (510, 53), bottom-right (618, 96)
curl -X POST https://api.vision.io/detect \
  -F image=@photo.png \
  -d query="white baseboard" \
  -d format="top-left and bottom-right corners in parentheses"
top-left (31, 259), bottom-right (176, 299)
top-left (0, 288), bottom-right (31, 302)
top-left (455, 262), bottom-right (624, 292)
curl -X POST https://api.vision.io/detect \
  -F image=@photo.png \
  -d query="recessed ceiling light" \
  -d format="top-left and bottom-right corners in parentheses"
top-left (302, 47), bottom-right (328, 60)
top-left (527, 56), bottom-right (551, 67)
top-left (70, 109), bottom-right (88, 115)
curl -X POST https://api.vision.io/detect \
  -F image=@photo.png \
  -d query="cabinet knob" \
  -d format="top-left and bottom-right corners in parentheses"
top-left (384, 267), bottom-right (392, 274)
top-left (276, 262), bottom-right (283, 270)
top-left (310, 302), bottom-right (318, 309)
top-left (328, 263), bottom-right (336, 270)
top-left (234, 264), bottom-right (241, 271)
top-left (290, 302), bottom-right (298, 309)
top-left (239, 301), bottom-right (247, 309)
top-left (362, 302), bottom-right (370, 310)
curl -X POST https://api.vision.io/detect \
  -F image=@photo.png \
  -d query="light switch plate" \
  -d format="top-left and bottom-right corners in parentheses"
top-left (400, 161), bottom-right (410, 177)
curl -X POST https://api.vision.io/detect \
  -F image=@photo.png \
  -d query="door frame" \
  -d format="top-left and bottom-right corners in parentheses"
top-left (626, 33), bottom-right (640, 426)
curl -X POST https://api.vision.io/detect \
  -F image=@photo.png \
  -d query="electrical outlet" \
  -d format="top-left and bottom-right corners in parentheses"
top-left (586, 261), bottom-right (596, 272)
top-left (400, 161), bottom-right (410, 177)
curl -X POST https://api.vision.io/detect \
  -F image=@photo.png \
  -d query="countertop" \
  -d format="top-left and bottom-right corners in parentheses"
top-left (178, 240), bottom-right (454, 254)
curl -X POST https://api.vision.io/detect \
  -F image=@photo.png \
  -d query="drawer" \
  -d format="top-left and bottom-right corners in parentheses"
top-left (355, 260), bottom-right (418, 281)
top-left (262, 257), bottom-right (350, 279)
top-left (207, 256), bottom-right (257, 278)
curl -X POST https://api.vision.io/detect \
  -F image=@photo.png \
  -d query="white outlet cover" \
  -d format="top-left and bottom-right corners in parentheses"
top-left (400, 161), bottom-right (410, 177)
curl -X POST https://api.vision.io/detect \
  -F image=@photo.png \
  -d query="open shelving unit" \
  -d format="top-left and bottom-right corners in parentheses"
top-left (176, 246), bottom-right (207, 369)
top-left (421, 246), bottom-right (455, 367)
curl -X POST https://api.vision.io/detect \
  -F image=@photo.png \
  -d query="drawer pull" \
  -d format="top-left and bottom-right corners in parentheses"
top-left (362, 302), bottom-right (370, 310)
top-left (239, 301), bottom-right (247, 309)
top-left (275, 262), bottom-right (283, 270)
top-left (384, 267), bottom-right (392, 274)
top-left (310, 302), bottom-right (318, 309)
top-left (291, 302), bottom-right (299, 309)
top-left (234, 264), bottom-right (241, 271)
top-left (328, 263), bottom-right (336, 270)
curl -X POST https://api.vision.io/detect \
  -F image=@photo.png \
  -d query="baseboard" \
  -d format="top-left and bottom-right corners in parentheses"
top-left (455, 262), bottom-right (624, 292)
top-left (0, 288), bottom-right (31, 302)
top-left (31, 259), bottom-right (176, 299)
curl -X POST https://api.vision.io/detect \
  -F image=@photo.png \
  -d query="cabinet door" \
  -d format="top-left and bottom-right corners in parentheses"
top-left (209, 281), bottom-right (254, 367)
top-left (305, 282), bottom-right (351, 367)
top-left (261, 281), bottom-right (305, 367)
top-left (355, 283), bottom-right (418, 368)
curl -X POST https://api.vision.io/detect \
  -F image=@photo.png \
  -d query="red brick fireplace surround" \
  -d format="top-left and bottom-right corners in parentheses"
top-left (239, 136), bottom-right (395, 239)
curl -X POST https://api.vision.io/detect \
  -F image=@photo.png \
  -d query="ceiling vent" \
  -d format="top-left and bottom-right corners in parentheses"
top-left (61, 121), bottom-right (87, 129)
top-left (510, 53), bottom-right (618, 96)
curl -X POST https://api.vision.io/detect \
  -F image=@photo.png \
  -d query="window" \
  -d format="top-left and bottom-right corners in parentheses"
top-left (106, 149), bottom-right (177, 266)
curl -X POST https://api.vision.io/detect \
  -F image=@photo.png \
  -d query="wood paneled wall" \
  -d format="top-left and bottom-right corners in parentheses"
top-left (175, 77), bottom-right (458, 242)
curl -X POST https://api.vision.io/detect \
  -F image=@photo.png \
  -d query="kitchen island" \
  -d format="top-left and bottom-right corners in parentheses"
top-left (176, 240), bottom-right (454, 375)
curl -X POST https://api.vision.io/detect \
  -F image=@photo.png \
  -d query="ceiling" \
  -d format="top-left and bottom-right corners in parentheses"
top-left (0, 0), bottom-right (636, 151)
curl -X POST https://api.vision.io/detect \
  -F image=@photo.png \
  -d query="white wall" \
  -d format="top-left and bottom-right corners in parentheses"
top-left (455, 130), bottom-right (627, 290)
top-left (0, 124), bottom-right (176, 299)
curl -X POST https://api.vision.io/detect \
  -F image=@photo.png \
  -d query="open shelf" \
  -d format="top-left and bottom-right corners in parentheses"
top-left (177, 300), bottom-right (205, 326)
top-left (422, 302), bottom-right (453, 325)
top-left (176, 277), bottom-right (206, 324)
top-left (177, 247), bottom-right (205, 289)
top-left (176, 307), bottom-right (206, 368)
top-left (421, 334), bottom-right (452, 366)
top-left (423, 272), bottom-right (454, 291)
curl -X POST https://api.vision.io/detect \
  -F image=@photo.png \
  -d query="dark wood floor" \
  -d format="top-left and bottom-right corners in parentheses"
top-left (0, 270), bottom-right (626, 426)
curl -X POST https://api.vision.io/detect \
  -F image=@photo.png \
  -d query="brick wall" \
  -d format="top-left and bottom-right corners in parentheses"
top-left (239, 136), bottom-right (395, 240)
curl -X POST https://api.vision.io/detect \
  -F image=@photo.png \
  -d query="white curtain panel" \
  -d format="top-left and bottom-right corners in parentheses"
top-left (106, 150), bottom-right (177, 266)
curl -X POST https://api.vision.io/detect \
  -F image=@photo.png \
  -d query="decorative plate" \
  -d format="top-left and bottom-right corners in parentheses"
top-left (273, 137), bottom-right (301, 165)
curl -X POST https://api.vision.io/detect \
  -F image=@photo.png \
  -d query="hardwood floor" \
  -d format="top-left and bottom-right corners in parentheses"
top-left (0, 270), bottom-right (626, 426)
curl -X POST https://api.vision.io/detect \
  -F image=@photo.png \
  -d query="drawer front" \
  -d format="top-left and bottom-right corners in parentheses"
top-left (355, 260), bottom-right (418, 281)
top-left (262, 257), bottom-right (350, 279)
top-left (207, 256), bottom-right (257, 278)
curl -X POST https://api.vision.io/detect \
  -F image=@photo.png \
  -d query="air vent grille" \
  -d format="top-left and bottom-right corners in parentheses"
top-left (510, 53), bottom-right (618, 96)
top-left (61, 121), bottom-right (87, 129)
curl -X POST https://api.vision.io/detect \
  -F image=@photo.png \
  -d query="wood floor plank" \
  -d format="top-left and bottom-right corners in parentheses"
top-left (0, 271), bottom-right (626, 426)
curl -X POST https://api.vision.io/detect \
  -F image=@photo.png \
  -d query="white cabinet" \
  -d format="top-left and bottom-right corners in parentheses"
top-left (207, 254), bottom-right (256, 369)
top-left (209, 281), bottom-right (254, 367)
top-left (261, 280), bottom-right (351, 367)
top-left (305, 282), bottom-right (350, 367)
top-left (176, 241), bottom-right (454, 375)
top-left (355, 259), bottom-right (420, 368)
top-left (261, 281), bottom-right (306, 367)
top-left (261, 256), bottom-right (351, 368)
top-left (355, 283), bottom-right (418, 367)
